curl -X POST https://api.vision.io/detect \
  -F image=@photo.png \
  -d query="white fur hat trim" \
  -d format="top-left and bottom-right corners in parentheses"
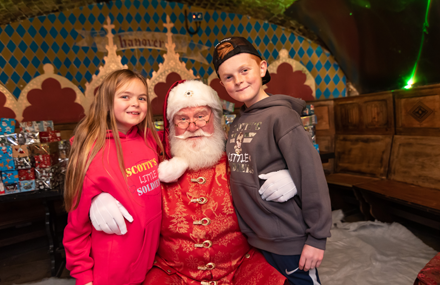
top-left (158, 157), bottom-right (189, 183)
top-left (166, 80), bottom-right (222, 121)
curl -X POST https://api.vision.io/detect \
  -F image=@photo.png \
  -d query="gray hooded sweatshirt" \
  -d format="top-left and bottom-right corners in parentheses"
top-left (226, 94), bottom-right (332, 255)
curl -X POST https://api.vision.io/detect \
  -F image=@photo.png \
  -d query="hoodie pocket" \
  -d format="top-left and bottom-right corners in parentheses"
top-left (129, 211), bottom-right (162, 283)
top-left (230, 180), bottom-right (282, 239)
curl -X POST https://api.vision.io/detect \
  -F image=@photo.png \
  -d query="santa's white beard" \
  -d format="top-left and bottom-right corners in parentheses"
top-left (169, 119), bottom-right (225, 171)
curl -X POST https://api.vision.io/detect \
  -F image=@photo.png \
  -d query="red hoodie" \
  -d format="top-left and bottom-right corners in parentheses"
top-left (63, 127), bottom-right (162, 285)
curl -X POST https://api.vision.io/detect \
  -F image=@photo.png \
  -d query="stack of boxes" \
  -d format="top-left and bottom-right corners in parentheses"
top-left (301, 104), bottom-right (319, 153)
top-left (0, 119), bottom-right (70, 195)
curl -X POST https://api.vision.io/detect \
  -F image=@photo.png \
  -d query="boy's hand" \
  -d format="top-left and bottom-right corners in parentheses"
top-left (90, 193), bottom-right (133, 235)
top-left (299, 244), bottom-right (324, 271)
top-left (258, 170), bottom-right (297, 202)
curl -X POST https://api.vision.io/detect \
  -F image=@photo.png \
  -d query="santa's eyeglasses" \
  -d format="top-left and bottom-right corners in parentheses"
top-left (174, 111), bottom-right (212, 130)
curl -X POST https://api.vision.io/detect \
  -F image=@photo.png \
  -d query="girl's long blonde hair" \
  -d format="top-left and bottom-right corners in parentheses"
top-left (64, 69), bottom-right (163, 212)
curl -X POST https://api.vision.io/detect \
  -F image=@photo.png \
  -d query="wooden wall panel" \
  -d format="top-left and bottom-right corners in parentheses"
top-left (394, 85), bottom-right (440, 136)
top-left (334, 92), bottom-right (394, 135)
top-left (311, 100), bottom-right (335, 174)
top-left (389, 135), bottom-right (440, 190)
top-left (335, 135), bottom-right (393, 178)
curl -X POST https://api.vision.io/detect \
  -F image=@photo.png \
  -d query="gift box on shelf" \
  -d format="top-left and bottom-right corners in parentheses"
top-left (19, 121), bottom-right (39, 133)
top-left (19, 180), bottom-right (36, 192)
top-left (304, 125), bottom-right (316, 143)
top-left (1, 170), bottom-right (19, 184)
top-left (39, 130), bottom-right (61, 143)
top-left (35, 165), bottom-right (62, 190)
top-left (0, 181), bottom-right (4, 195)
top-left (30, 142), bottom-right (59, 156)
top-left (24, 132), bottom-right (40, 144)
top-left (0, 145), bottom-right (13, 159)
top-left (37, 121), bottom-right (54, 132)
top-left (0, 118), bottom-right (16, 134)
top-left (18, 168), bottom-right (36, 181)
top-left (0, 157), bottom-right (15, 171)
top-left (5, 183), bottom-right (20, 194)
top-left (20, 120), bottom-right (54, 132)
top-left (13, 156), bottom-right (34, 170)
top-left (301, 114), bottom-right (318, 127)
top-left (34, 153), bottom-right (59, 169)
top-left (302, 104), bottom-right (315, 116)
top-left (0, 133), bottom-right (20, 146)
top-left (12, 145), bottom-right (31, 158)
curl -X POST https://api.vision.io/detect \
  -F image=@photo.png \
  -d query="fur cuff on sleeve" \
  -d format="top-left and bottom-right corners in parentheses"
top-left (158, 157), bottom-right (189, 183)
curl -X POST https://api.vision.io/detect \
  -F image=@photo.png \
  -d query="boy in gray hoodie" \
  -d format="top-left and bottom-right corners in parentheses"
top-left (213, 37), bottom-right (332, 285)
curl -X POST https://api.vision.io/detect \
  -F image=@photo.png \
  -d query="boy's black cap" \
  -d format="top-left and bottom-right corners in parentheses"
top-left (213, 37), bottom-right (271, 85)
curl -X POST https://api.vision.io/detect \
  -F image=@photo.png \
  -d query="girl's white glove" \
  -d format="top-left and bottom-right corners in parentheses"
top-left (90, 193), bottom-right (133, 235)
top-left (258, 169), bottom-right (297, 203)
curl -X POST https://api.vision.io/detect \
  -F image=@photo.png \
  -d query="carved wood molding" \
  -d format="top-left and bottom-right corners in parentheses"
top-left (0, 84), bottom-right (18, 118)
top-left (84, 16), bottom-right (128, 113)
top-left (265, 49), bottom-right (316, 97)
top-left (16, 64), bottom-right (85, 122)
top-left (147, 15), bottom-right (197, 101)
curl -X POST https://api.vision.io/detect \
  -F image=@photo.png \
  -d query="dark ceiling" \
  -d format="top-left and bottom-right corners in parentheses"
top-left (1, 0), bottom-right (438, 95)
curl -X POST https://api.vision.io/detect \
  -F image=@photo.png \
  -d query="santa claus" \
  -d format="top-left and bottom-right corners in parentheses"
top-left (89, 80), bottom-right (297, 284)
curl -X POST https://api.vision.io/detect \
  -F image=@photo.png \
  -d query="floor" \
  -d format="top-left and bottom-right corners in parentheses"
top-left (1, 210), bottom-right (438, 285)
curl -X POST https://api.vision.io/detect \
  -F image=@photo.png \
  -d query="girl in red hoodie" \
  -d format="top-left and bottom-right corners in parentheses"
top-left (63, 69), bottom-right (163, 285)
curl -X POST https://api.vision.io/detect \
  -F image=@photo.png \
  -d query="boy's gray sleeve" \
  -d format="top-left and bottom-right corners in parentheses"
top-left (277, 125), bottom-right (332, 250)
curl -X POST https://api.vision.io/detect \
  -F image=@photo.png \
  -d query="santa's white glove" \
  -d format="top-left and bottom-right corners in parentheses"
top-left (258, 169), bottom-right (297, 203)
top-left (158, 157), bottom-right (189, 183)
top-left (90, 193), bottom-right (133, 235)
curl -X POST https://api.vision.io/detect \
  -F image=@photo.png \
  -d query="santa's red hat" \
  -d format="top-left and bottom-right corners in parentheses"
top-left (161, 79), bottom-right (222, 159)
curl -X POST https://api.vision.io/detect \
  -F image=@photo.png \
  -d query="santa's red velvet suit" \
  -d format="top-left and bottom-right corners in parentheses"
top-left (143, 155), bottom-right (286, 285)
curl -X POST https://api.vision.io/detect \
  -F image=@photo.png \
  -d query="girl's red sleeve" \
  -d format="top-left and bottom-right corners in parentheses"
top-left (63, 176), bottom-right (102, 285)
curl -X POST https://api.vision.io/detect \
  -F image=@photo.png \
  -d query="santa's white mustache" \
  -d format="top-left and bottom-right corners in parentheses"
top-left (174, 129), bottom-right (213, 139)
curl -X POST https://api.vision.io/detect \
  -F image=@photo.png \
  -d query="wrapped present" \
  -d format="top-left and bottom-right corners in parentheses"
top-left (304, 125), bottom-right (316, 143)
top-left (29, 142), bottom-right (59, 155)
top-left (0, 181), bottom-right (4, 195)
top-left (34, 153), bottom-right (59, 168)
top-left (0, 118), bottom-right (16, 134)
top-left (18, 168), bottom-right (36, 181)
top-left (12, 145), bottom-right (31, 158)
top-left (19, 180), bottom-right (36, 192)
top-left (24, 132), bottom-right (40, 144)
top-left (37, 120), bottom-right (54, 132)
top-left (13, 156), bottom-right (34, 170)
top-left (19, 121), bottom-right (39, 132)
top-left (302, 104), bottom-right (315, 116)
top-left (0, 133), bottom-right (20, 146)
top-left (35, 165), bottom-right (62, 190)
top-left (222, 100), bottom-right (235, 113)
top-left (39, 130), bottom-right (61, 143)
top-left (0, 145), bottom-right (13, 159)
top-left (0, 158), bottom-right (15, 170)
top-left (5, 183), bottom-right (20, 194)
top-left (1, 170), bottom-right (19, 184)
top-left (58, 140), bottom-right (71, 150)
top-left (301, 114), bottom-right (318, 127)
top-left (20, 120), bottom-right (54, 132)
top-left (313, 143), bottom-right (320, 153)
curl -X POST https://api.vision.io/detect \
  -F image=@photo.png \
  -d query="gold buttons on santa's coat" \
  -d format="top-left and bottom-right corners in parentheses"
top-left (191, 177), bottom-right (207, 184)
top-left (153, 260), bottom-right (157, 264)
top-left (167, 269), bottom-right (171, 273)
top-left (193, 217), bottom-right (211, 226)
top-left (198, 262), bottom-right (216, 270)
top-left (201, 281), bottom-right (218, 285)
top-left (194, 240), bottom-right (213, 248)
top-left (191, 197), bottom-right (208, 204)
top-left (245, 253), bottom-right (250, 258)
